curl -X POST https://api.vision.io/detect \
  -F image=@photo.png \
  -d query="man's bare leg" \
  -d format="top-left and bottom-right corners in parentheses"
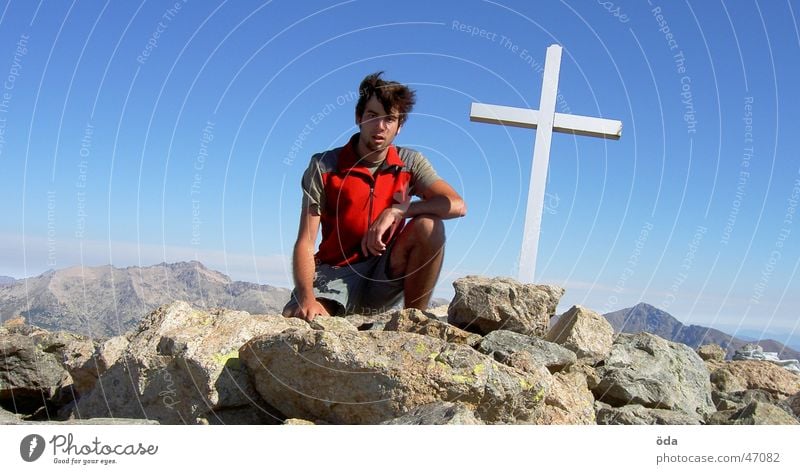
top-left (389, 215), bottom-right (445, 310)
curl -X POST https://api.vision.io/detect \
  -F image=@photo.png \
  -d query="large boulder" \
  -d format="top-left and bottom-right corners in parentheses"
top-left (0, 319), bottom-right (124, 418)
top-left (706, 360), bottom-right (800, 398)
top-left (593, 332), bottom-right (714, 421)
top-left (0, 334), bottom-right (70, 415)
top-left (697, 344), bottom-right (726, 362)
top-left (447, 276), bottom-right (564, 337)
top-left (477, 329), bottom-right (576, 373)
top-left (384, 308), bottom-right (482, 346)
top-left (74, 301), bottom-right (308, 424)
top-left (240, 329), bottom-right (554, 424)
top-left (545, 305), bottom-right (613, 364)
top-left (31, 331), bottom-right (99, 397)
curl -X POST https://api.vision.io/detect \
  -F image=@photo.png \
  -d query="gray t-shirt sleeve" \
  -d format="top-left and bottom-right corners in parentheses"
top-left (301, 155), bottom-right (324, 216)
top-left (408, 152), bottom-right (441, 197)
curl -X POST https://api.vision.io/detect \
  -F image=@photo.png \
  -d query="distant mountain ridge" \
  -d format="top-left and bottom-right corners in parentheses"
top-left (603, 303), bottom-right (800, 360)
top-left (5, 263), bottom-right (796, 361)
top-left (0, 261), bottom-right (290, 338)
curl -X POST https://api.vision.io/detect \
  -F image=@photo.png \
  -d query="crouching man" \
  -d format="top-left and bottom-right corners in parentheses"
top-left (283, 72), bottom-right (466, 321)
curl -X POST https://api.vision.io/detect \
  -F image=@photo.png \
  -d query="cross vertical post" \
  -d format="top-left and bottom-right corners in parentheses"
top-left (519, 44), bottom-right (561, 283)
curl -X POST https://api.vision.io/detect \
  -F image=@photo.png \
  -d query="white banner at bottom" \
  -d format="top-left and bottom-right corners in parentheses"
top-left (1, 425), bottom-right (797, 473)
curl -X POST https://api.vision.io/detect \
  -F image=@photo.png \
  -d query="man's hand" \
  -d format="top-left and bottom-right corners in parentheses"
top-left (289, 297), bottom-right (330, 322)
top-left (361, 207), bottom-right (405, 256)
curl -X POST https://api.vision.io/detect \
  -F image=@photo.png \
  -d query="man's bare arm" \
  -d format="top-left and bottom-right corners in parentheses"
top-left (362, 179), bottom-right (466, 256)
top-left (289, 207), bottom-right (329, 321)
top-left (407, 179), bottom-right (466, 219)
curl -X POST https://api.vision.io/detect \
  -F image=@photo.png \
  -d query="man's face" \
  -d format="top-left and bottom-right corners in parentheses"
top-left (356, 95), bottom-right (402, 153)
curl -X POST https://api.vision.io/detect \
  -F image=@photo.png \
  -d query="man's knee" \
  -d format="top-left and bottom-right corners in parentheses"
top-left (408, 215), bottom-right (445, 247)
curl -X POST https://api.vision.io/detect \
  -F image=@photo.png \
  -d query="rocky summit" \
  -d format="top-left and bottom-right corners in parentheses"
top-left (1, 276), bottom-right (799, 425)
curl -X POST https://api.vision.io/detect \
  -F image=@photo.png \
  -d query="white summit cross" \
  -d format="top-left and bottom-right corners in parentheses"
top-left (470, 44), bottom-right (622, 283)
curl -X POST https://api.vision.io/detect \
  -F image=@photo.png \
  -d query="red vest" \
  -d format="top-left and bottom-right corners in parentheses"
top-left (315, 134), bottom-right (413, 267)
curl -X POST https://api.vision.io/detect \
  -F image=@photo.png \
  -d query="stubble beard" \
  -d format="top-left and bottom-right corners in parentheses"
top-left (361, 134), bottom-right (389, 154)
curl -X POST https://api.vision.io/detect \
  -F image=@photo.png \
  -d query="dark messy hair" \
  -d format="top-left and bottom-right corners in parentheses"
top-left (355, 71), bottom-right (416, 126)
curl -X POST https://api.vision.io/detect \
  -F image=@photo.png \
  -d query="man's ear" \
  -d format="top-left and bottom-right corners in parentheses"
top-left (355, 112), bottom-right (362, 126)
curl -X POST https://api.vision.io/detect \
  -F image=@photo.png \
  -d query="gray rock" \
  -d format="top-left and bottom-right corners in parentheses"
top-left (381, 401), bottom-right (483, 425)
top-left (708, 366), bottom-right (747, 393)
top-left (74, 301), bottom-right (306, 424)
top-left (711, 389), bottom-right (777, 412)
top-left (706, 360), bottom-right (800, 398)
top-left (385, 308), bottom-right (482, 346)
top-left (706, 401), bottom-right (799, 425)
top-left (309, 316), bottom-right (358, 332)
top-left (0, 334), bottom-right (70, 414)
top-left (596, 403), bottom-right (702, 425)
top-left (593, 332), bottom-right (714, 418)
top-left (447, 276), bottom-right (564, 337)
top-left (345, 312), bottom-right (396, 331)
top-left (32, 331), bottom-right (99, 396)
top-left (570, 363), bottom-right (602, 391)
top-left (477, 329), bottom-right (576, 373)
top-left (96, 335), bottom-right (130, 373)
top-left (240, 329), bottom-right (553, 424)
top-left (545, 305), bottom-right (613, 364)
top-left (537, 370), bottom-right (596, 424)
top-left (697, 344), bottom-right (726, 362)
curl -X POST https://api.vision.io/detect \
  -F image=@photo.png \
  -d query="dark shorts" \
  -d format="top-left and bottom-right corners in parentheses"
top-left (283, 249), bottom-right (404, 316)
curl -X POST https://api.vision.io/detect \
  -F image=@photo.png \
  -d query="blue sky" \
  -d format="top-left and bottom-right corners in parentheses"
top-left (1, 0), bottom-right (798, 341)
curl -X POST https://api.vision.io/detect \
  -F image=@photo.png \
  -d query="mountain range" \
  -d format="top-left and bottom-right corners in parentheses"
top-left (0, 261), bottom-right (290, 338)
top-left (603, 303), bottom-right (800, 360)
top-left (2, 262), bottom-right (798, 361)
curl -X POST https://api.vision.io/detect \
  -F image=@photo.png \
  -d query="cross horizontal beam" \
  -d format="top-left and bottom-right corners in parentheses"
top-left (470, 102), bottom-right (623, 140)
